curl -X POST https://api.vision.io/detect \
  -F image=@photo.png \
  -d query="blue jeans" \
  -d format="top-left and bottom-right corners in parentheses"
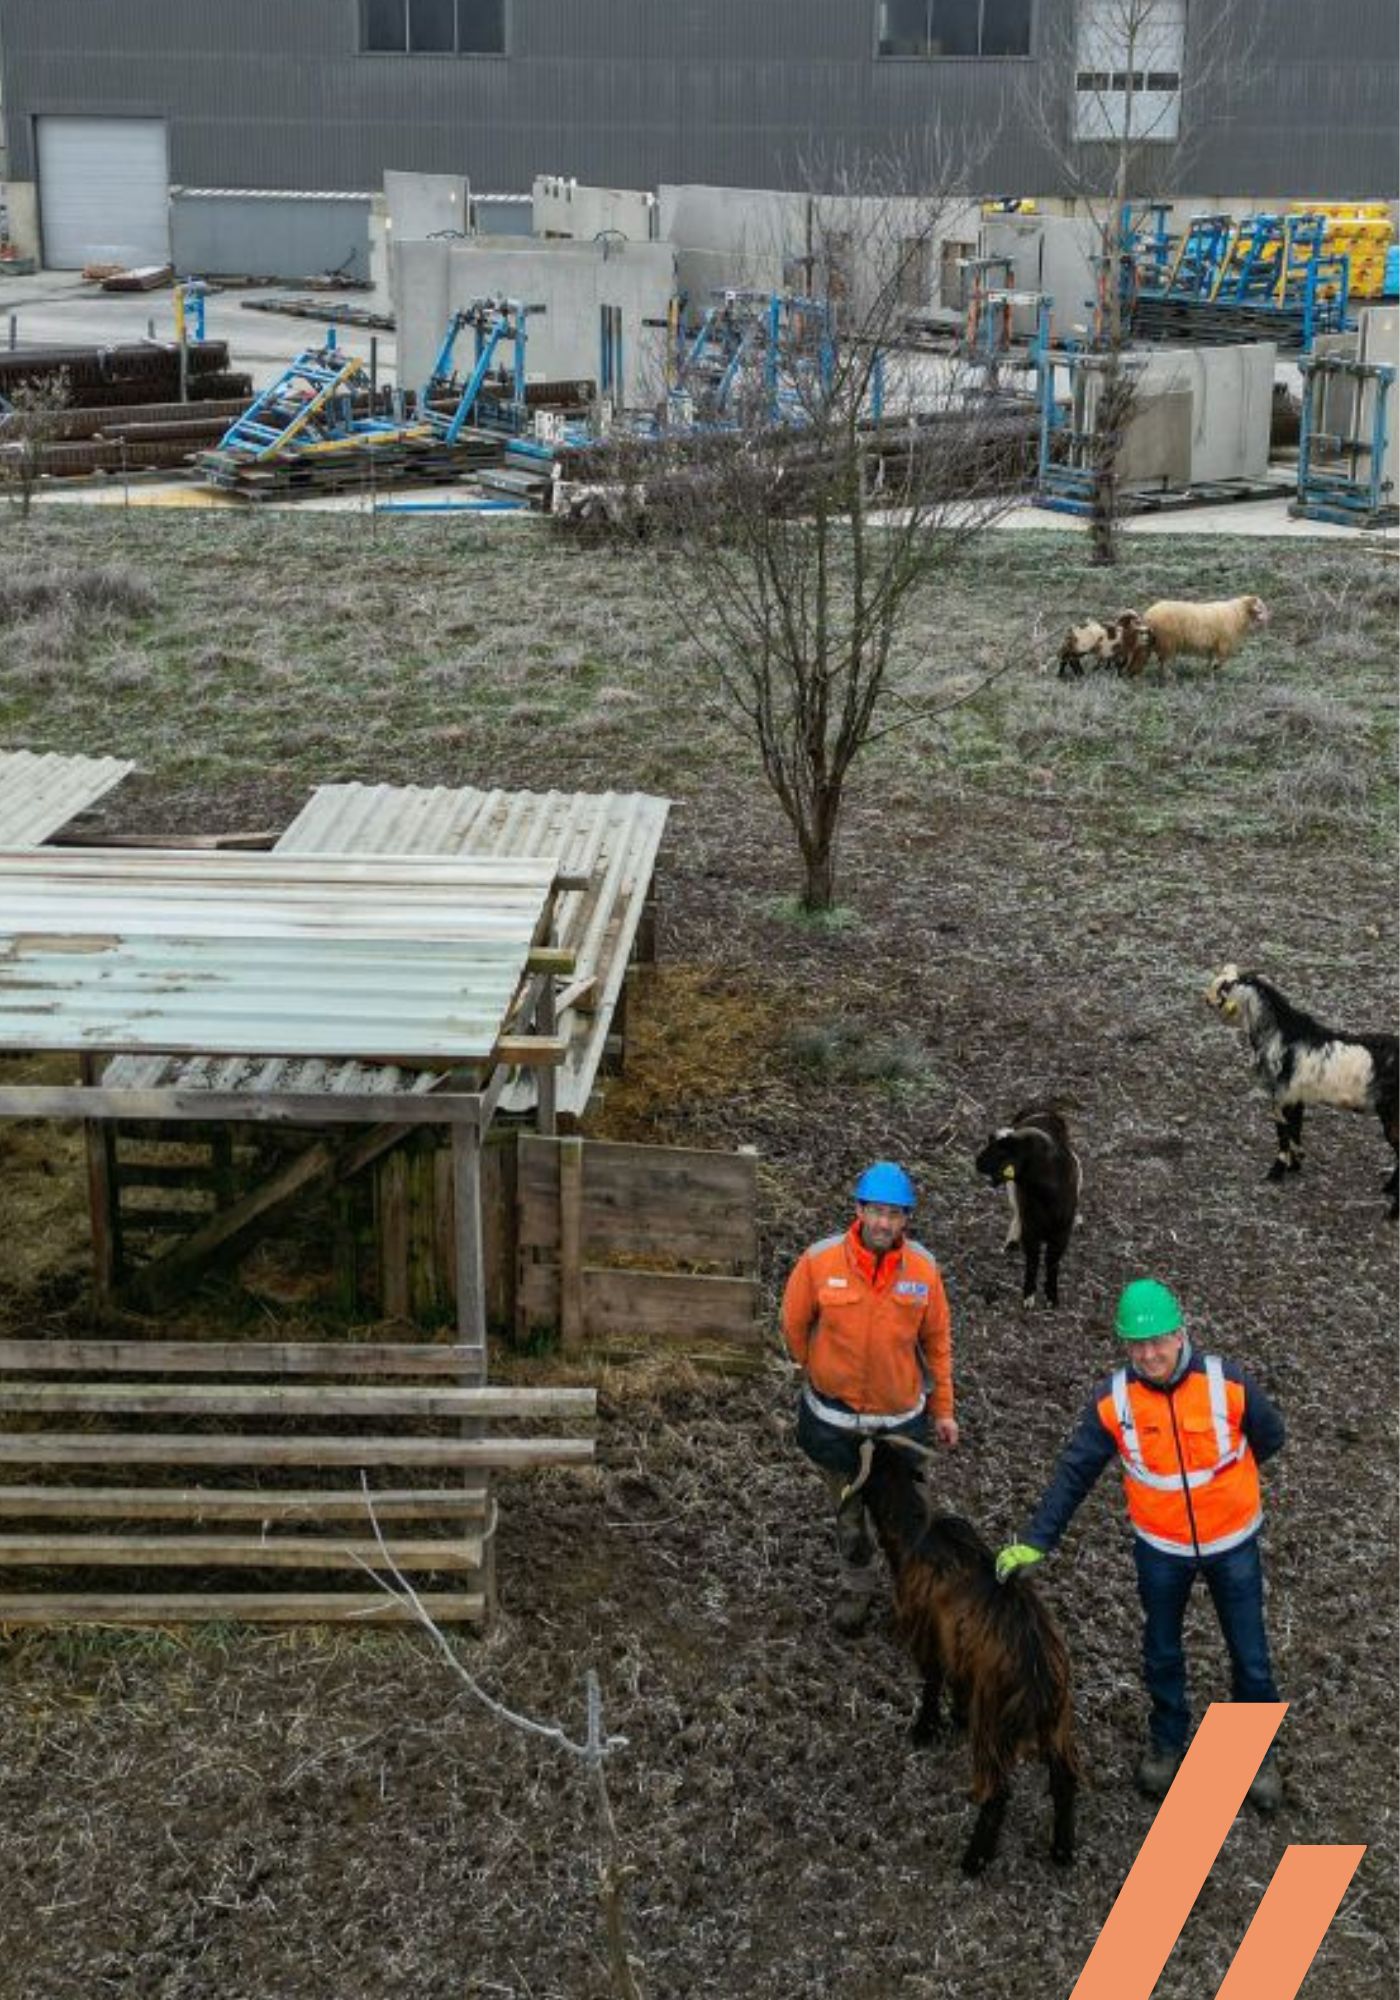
top-left (1134, 1535), bottom-right (1280, 1753)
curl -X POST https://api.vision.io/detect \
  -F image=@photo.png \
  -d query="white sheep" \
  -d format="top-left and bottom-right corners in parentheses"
top-left (1142, 595), bottom-right (1269, 669)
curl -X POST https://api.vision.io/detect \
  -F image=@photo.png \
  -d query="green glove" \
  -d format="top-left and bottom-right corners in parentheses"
top-left (995, 1542), bottom-right (1045, 1584)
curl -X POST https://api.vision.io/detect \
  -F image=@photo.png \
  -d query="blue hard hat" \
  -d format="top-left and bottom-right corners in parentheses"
top-left (853, 1161), bottom-right (917, 1208)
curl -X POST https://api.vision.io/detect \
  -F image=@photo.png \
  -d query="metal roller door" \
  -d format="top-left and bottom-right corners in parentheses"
top-left (37, 117), bottom-right (170, 269)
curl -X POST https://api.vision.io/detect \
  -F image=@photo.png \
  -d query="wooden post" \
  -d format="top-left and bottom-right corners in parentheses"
top-left (558, 1136), bottom-right (585, 1351)
top-left (377, 1148), bottom-right (411, 1322)
top-left (478, 1131), bottom-right (518, 1339)
top-left (452, 1125), bottom-right (487, 1380)
top-left (80, 1056), bottom-right (121, 1312)
top-left (536, 978), bottom-right (558, 1136)
top-left (451, 1122), bottom-right (493, 1622)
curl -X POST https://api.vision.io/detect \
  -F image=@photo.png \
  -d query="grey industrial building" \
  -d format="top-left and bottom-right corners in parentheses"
top-left (0, 0), bottom-right (1396, 269)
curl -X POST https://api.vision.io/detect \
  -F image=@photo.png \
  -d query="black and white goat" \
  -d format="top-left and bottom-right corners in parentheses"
top-left (975, 1105), bottom-right (1082, 1307)
top-left (849, 1437), bottom-right (1077, 1876)
top-left (1205, 964), bottom-right (1399, 1216)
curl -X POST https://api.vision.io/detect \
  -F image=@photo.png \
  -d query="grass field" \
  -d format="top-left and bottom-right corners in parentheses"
top-left (0, 507), bottom-right (1396, 2000)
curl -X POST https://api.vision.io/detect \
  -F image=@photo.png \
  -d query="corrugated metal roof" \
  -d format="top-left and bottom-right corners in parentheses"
top-left (278, 785), bottom-right (670, 1116)
top-left (0, 850), bottom-right (556, 1062)
top-left (0, 750), bottom-right (134, 849)
top-left (99, 785), bottom-right (670, 1108)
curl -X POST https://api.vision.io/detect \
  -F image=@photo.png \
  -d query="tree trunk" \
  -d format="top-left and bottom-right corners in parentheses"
top-left (800, 843), bottom-right (836, 913)
top-left (798, 782), bottom-right (843, 912)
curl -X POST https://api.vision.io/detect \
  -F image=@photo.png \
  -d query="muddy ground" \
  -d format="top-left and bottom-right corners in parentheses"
top-left (0, 515), bottom-right (1395, 1998)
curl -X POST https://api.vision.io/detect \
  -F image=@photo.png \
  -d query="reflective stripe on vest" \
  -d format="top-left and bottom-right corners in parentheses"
top-left (1132, 1510), bottom-right (1263, 1559)
top-left (1111, 1356), bottom-right (1244, 1493)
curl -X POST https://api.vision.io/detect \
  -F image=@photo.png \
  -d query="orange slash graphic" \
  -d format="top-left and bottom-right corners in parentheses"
top-left (1072, 1704), bottom-right (1364, 2000)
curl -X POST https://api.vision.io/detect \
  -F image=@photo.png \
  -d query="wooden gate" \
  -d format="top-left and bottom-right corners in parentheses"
top-left (515, 1136), bottom-right (760, 1350)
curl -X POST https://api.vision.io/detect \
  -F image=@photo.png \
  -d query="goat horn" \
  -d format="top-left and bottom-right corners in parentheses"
top-left (885, 1433), bottom-right (937, 1462)
top-left (841, 1437), bottom-right (876, 1501)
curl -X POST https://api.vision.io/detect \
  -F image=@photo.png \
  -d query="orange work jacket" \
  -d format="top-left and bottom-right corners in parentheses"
top-left (782, 1221), bottom-right (953, 1421)
top-left (1097, 1357), bottom-right (1262, 1557)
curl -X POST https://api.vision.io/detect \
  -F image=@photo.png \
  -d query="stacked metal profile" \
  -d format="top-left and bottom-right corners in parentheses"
top-left (0, 340), bottom-right (254, 476)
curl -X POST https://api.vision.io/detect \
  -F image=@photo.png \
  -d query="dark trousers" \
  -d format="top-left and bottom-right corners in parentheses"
top-left (1134, 1534), bottom-right (1280, 1753)
top-left (795, 1393), bottom-right (930, 1483)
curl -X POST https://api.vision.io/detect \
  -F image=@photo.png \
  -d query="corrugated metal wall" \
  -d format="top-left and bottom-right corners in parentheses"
top-left (1, 0), bottom-right (1395, 199)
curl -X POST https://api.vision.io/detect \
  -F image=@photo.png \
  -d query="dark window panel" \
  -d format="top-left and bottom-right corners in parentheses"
top-left (409, 0), bottom-right (455, 51)
top-left (1146, 71), bottom-right (1180, 91)
top-left (458, 0), bottom-right (505, 53)
top-left (1076, 70), bottom-right (1112, 90)
top-left (363, 0), bottom-right (406, 52)
top-left (981, 0), bottom-right (1032, 55)
top-left (927, 0), bottom-right (980, 56)
top-left (879, 0), bottom-right (931, 56)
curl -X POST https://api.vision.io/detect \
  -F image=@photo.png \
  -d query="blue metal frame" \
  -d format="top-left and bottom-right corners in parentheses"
top-left (1135, 209), bottom-right (1353, 350)
top-left (1293, 355), bottom-right (1396, 526)
top-left (216, 342), bottom-right (384, 459)
top-left (422, 297), bottom-right (537, 441)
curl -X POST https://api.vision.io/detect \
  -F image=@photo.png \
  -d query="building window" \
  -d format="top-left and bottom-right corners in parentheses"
top-left (361, 0), bottom-right (505, 54)
top-left (878, 0), bottom-right (1032, 57)
top-left (1074, 0), bottom-right (1185, 140)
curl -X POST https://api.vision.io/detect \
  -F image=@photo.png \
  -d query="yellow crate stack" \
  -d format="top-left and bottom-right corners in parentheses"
top-left (1293, 203), bottom-right (1395, 299)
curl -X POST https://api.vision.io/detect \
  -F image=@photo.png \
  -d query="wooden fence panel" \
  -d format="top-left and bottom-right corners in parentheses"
top-left (517, 1136), bottom-right (758, 1265)
top-left (518, 1264), bottom-right (760, 1346)
top-left (515, 1135), bottom-right (761, 1350)
top-left (0, 1340), bottom-right (595, 1630)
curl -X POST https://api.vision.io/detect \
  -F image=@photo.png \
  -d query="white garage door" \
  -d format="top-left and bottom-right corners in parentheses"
top-left (37, 117), bottom-right (170, 269)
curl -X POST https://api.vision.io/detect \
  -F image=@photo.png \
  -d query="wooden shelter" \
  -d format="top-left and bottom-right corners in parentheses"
top-left (0, 756), bottom-right (760, 1626)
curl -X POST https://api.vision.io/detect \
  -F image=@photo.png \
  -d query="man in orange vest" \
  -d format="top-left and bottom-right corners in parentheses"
top-left (782, 1162), bottom-right (958, 1637)
top-left (996, 1278), bottom-right (1286, 1808)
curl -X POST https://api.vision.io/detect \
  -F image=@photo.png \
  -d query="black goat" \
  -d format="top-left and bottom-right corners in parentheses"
top-left (850, 1437), bottom-right (1077, 1876)
top-left (974, 1105), bottom-right (1082, 1306)
top-left (1205, 964), bottom-right (1399, 1217)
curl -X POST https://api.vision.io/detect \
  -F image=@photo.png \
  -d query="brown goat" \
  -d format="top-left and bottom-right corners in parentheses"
top-left (850, 1437), bottom-right (1077, 1875)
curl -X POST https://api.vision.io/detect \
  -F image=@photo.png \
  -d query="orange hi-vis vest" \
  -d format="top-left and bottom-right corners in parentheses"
top-left (781, 1223), bottom-right (953, 1422)
top-left (1097, 1355), bottom-right (1263, 1557)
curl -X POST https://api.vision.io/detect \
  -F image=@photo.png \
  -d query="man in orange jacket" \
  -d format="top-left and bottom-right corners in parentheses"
top-left (782, 1161), bottom-right (958, 1636)
top-left (996, 1278), bottom-right (1286, 1809)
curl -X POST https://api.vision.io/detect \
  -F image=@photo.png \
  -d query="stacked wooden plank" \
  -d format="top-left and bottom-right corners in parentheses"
top-left (0, 1338), bottom-right (595, 1626)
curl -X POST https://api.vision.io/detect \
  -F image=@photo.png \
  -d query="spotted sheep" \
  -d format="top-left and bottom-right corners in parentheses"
top-left (1205, 965), bottom-right (1399, 1217)
top-left (974, 1106), bottom-right (1082, 1307)
top-left (1055, 611), bottom-right (1152, 680)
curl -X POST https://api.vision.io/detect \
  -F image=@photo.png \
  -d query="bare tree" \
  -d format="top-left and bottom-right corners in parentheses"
top-left (0, 370), bottom-right (71, 518)
top-left (571, 173), bottom-right (1026, 913)
top-left (1022, 0), bottom-right (1251, 560)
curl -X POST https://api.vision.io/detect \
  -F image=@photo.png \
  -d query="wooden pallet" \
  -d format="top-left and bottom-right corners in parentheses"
top-left (0, 1338), bottom-right (595, 1628)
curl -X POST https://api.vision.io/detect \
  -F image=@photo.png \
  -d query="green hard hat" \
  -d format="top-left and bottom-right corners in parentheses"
top-left (1114, 1278), bottom-right (1184, 1341)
